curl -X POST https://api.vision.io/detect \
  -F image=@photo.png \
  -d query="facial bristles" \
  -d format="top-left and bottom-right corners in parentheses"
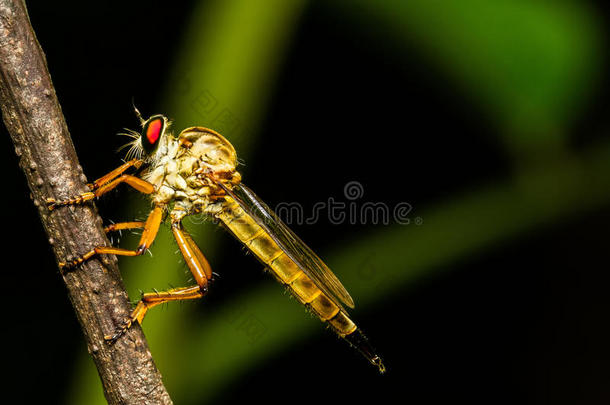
top-left (117, 129), bottom-right (144, 161)
top-left (126, 140), bottom-right (144, 161)
top-left (117, 128), bottom-right (141, 140)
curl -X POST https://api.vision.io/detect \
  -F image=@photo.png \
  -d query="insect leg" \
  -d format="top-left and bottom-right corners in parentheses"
top-left (46, 159), bottom-right (142, 210)
top-left (105, 285), bottom-right (206, 343)
top-left (106, 222), bottom-right (213, 343)
top-left (60, 206), bottom-right (164, 269)
top-left (87, 159), bottom-right (144, 191)
top-left (171, 221), bottom-right (213, 288)
top-left (103, 221), bottom-right (146, 233)
top-left (46, 173), bottom-right (153, 210)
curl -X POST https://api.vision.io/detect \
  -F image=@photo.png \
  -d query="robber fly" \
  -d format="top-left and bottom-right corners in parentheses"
top-left (46, 107), bottom-right (385, 373)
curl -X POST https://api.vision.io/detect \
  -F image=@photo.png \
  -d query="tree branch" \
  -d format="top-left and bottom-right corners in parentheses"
top-left (0, 1), bottom-right (172, 404)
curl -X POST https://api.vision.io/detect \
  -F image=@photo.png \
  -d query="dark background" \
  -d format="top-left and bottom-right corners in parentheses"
top-left (2, 1), bottom-right (610, 404)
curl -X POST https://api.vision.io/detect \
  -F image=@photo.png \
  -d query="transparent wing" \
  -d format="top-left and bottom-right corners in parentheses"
top-left (217, 182), bottom-right (355, 309)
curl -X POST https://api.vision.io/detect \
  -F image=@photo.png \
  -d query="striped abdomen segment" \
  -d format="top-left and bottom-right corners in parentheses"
top-left (217, 199), bottom-right (384, 372)
top-left (216, 200), bottom-right (356, 335)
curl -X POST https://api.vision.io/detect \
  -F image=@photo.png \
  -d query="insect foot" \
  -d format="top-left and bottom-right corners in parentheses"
top-left (104, 318), bottom-right (134, 345)
top-left (58, 257), bottom-right (84, 272)
top-left (45, 192), bottom-right (95, 210)
top-left (58, 248), bottom-right (97, 271)
top-left (45, 197), bottom-right (57, 211)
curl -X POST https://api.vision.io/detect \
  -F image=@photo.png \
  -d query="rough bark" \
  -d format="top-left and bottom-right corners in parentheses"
top-left (0, 1), bottom-right (173, 403)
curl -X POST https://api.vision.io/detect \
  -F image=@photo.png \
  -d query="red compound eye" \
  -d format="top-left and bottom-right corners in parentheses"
top-left (146, 118), bottom-right (162, 145)
top-left (141, 115), bottom-right (165, 154)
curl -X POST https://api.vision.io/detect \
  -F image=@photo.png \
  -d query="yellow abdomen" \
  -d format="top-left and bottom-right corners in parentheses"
top-left (215, 199), bottom-right (357, 336)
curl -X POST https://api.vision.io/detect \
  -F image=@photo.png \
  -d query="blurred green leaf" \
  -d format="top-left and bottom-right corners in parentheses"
top-left (165, 0), bottom-right (307, 153)
top-left (329, 0), bottom-right (602, 157)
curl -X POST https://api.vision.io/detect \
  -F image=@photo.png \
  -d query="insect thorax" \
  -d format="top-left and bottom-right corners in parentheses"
top-left (142, 127), bottom-right (240, 217)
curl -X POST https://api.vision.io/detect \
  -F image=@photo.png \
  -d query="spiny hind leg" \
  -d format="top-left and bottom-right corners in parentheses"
top-left (105, 219), bottom-right (212, 343)
top-left (60, 206), bottom-right (163, 270)
top-left (171, 220), bottom-right (214, 287)
top-left (105, 285), bottom-right (206, 343)
top-left (106, 223), bottom-right (214, 343)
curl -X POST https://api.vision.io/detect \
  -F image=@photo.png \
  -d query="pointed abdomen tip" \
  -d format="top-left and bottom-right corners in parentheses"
top-left (372, 355), bottom-right (386, 374)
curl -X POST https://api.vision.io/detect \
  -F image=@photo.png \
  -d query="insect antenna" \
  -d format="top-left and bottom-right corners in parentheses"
top-left (132, 97), bottom-right (145, 126)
